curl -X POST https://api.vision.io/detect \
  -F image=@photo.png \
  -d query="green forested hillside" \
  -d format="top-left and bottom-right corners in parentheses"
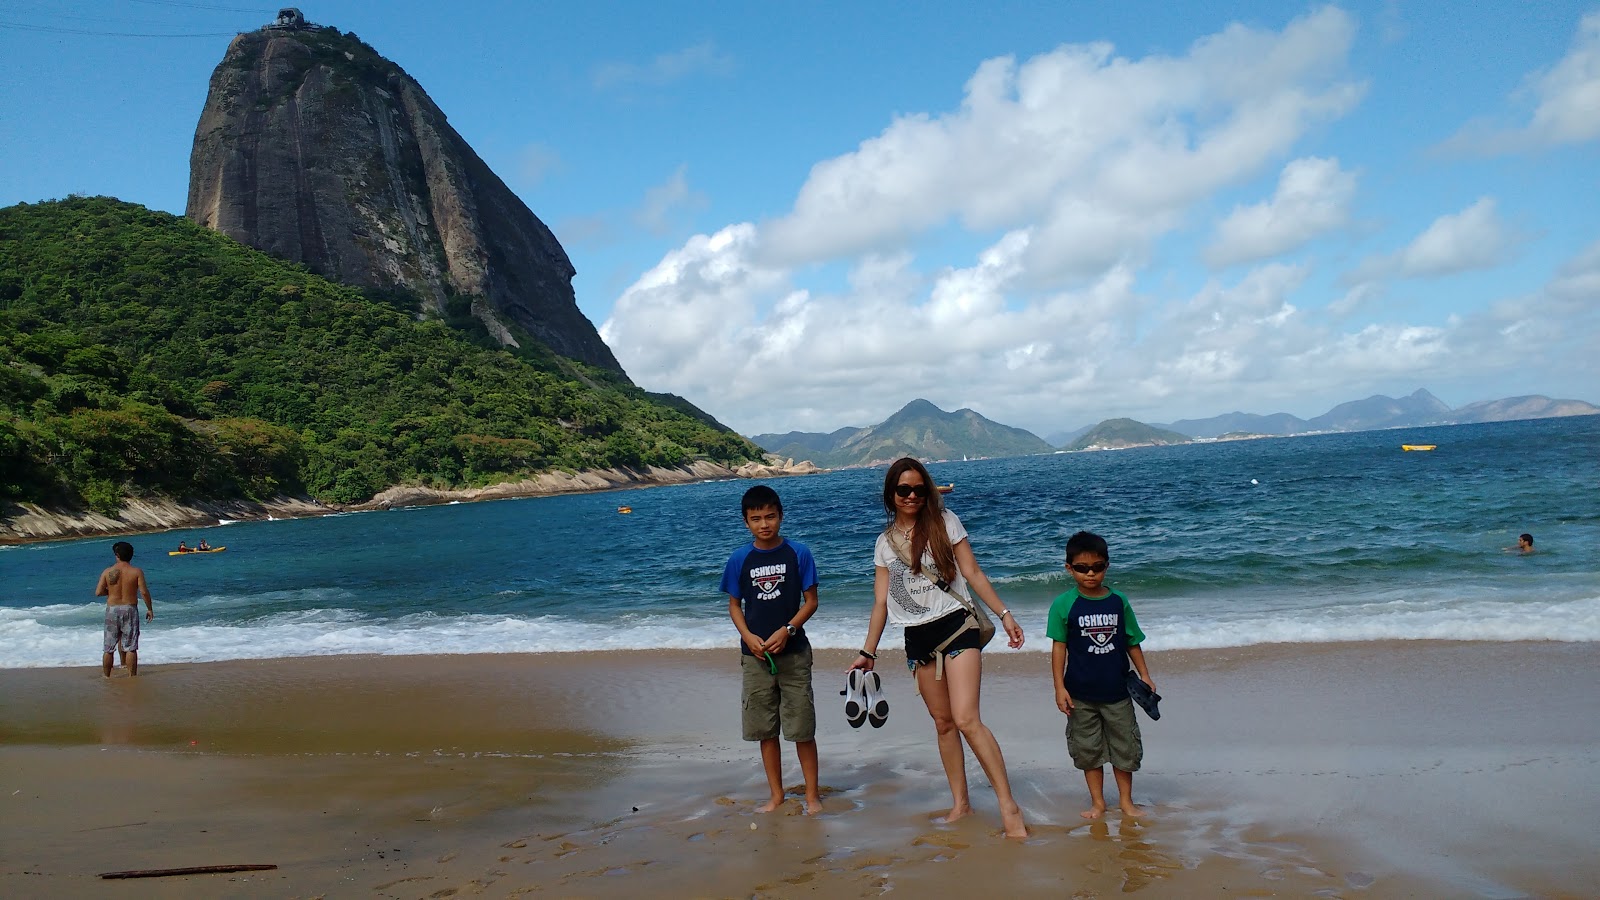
top-left (0, 197), bottom-right (758, 510)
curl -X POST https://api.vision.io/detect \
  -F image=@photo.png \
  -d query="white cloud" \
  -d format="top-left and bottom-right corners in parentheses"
top-left (1288, 322), bottom-right (1450, 378)
top-left (1547, 238), bottom-right (1600, 310)
top-left (604, 222), bottom-right (1599, 435)
top-left (757, 6), bottom-right (1364, 273)
top-left (598, 223), bottom-right (785, 387)
top-left (602, 223), bottom-right (1148, 433)
top-left (1205, 157), bottom-right (1357, 266)
top-left (1135, 263), bottom-right (1309, 398)
top-left (1442, 10), bottom-right (1600, 153)
top-left (1525, 11), bottom-right (1600, 144)
top-left (592, 40), bottom-right (735, 91)
top-left (1439, 238), bottom-right (1600, 374)
top-left (1348, 197), bottom-right (1520, 283)
top-left (1328, 281), bottom-right (1384, 318)
top-left (597, 11), bottom-right (1597, 437)
top-left (599, 10), bottom-right (1374, 434)
top-left (1391, 198), bottom-right (1516, 276)
top-left (633, 165), bottom-right (708, 235)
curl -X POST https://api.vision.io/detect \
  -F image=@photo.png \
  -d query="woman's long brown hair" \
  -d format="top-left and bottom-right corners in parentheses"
top-left (882, 457), bottom-right (956, 583)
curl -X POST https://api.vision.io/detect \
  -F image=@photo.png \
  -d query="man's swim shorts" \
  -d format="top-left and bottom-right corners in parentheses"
top-left (103, 605), bottom-right (140, 653)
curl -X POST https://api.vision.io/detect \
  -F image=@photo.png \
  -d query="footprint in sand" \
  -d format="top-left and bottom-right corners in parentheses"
top-left (373, 875), bottom-right (436, 890)
top-left (911, 833), bottom-right (971, 851)
top-left (847, 854), bottom-right (903, 872)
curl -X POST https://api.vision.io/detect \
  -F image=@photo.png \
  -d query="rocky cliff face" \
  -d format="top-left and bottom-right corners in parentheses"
top-left (187, 24), bottom-right (624, 374)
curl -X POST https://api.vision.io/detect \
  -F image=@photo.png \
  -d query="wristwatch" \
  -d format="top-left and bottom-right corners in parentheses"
top-left (784, 623), bottom-right (798, 636)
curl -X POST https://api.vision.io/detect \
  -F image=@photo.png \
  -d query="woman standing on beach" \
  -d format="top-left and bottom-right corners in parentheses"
top-left (849, 457), bottom-right (1028, 838)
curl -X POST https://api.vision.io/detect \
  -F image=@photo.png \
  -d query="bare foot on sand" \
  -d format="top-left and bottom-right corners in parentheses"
top-left (938, 803), bottom-right (973, 824)
top-left (804, 796), bottom-right (822, 816)
top-left (756, 796), bottom-right (785, 813)
top-left (1120, 803), bottom-right (1146, 818)
top-left (1001, 804), bottom-right (1028, 839)
top-left (1080, 804), bottom-right (1107, 820)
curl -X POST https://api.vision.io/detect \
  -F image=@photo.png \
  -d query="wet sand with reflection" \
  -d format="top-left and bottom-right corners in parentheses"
top-left (2, 643), bottom-right (1597, 897)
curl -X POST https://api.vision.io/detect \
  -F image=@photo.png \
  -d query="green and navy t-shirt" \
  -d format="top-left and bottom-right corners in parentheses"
top-left (1045, 587), bottom-right (1145, 703)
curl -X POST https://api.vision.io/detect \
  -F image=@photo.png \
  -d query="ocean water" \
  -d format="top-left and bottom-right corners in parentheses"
top-left (3, 416), bottom-right (1597, 668)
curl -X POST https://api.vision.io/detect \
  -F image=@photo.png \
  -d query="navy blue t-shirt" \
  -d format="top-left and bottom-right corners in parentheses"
top-left (721, 539), bottom-right (818, 656)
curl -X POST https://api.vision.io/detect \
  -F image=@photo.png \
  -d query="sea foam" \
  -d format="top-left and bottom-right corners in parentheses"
top-left (3, 593), bottom-right (1596, 668)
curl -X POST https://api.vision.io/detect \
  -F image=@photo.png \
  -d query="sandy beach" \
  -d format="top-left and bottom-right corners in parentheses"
top-left (3, 641), bottom-right (1597, 898)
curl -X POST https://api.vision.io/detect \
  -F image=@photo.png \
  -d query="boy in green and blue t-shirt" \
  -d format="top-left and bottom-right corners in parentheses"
top-left (1046, 530), bottom-right (1155, 820)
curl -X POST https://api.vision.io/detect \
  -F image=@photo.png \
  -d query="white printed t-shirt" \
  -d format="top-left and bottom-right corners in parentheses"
top-left (873, 509), bottom-right (973, 627)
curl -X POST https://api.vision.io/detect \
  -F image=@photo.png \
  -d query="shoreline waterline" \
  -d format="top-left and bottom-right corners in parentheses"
top-left (0, 458), bottom-right (824, 546)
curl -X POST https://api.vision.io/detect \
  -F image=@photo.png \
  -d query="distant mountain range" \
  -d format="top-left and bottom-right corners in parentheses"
top-left (752, 399), bottom-right (1052, 467)
top-left (1160, 389), bottom-right (1600, 438)
top-left (754, 391), bottom-right (1600, 466)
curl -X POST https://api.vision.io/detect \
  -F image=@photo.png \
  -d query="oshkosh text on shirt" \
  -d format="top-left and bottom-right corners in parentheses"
top-left (751, 564), bottom-right (788, 601)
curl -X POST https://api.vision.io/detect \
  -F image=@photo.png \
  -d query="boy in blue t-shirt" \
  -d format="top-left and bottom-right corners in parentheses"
top-left (720, 485), bottom-right (821, 814)
top-left (1045, 530), bottom-right (1155, 820)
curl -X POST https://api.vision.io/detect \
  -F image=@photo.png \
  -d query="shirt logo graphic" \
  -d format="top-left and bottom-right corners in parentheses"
top-left (1078, 612), bottom-right (1120, 655)
top-left (886, 558), bottom-right (934, 615)
top-left (750, 563), bottom-right (787, 601)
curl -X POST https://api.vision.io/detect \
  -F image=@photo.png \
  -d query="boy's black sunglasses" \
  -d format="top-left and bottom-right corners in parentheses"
top-left (894, 484), bottom-right (931, 498)
top-left (1068, 562), bottom-right (1109, 574)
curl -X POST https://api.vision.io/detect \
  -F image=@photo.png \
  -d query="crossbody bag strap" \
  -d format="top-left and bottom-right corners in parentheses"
top-left (886, 527), bottom-right (977, 682)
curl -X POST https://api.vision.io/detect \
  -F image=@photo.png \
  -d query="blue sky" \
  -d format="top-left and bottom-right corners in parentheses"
top-left (3, 1), bottom-right (1597, 437)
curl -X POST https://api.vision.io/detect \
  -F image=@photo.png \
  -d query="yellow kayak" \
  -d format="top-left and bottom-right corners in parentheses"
top-left (1401, 445), bottom-right (1436, 451)
top-left (169, 546), bottom-right (226, 556)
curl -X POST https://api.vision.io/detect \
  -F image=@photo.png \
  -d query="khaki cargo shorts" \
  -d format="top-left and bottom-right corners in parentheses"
top-left (1066, 697), bottom-right (1143, 772)
top-left (740, 645), bottom-right (817, 742)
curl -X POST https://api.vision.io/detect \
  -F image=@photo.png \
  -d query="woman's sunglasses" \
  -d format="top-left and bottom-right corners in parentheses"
top-left (1068, 561), bottom-right (1109, 574)
top-left (894, 484), bottom-right (931, 498)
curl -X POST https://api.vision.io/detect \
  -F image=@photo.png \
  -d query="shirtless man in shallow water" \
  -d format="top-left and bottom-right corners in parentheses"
top-left (96, 541), bottom-right (154, 677)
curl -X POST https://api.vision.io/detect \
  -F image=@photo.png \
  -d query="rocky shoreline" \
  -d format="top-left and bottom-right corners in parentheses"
top-left (0, 458), bottom-right (824, 546)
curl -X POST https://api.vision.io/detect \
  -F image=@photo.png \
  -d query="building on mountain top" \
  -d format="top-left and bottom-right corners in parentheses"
top-left (268, 8), bottom-right (307, 30)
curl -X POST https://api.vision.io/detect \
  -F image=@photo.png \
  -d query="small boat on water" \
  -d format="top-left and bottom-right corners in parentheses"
top-left (1401, 444), bottom-right (1436, 451)
top-left (937, 483), bottom-right (954, 494)
top-left (617, 506), bottom-right (633, 514)
top-left (169, 546), bottom-right (226, 556)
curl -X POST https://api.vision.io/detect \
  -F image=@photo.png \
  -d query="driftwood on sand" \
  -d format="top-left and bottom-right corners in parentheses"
top-left (98, 864), bottom-right (278, 879)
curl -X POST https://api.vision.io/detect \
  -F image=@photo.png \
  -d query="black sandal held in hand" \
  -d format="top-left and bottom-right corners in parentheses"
top-left (864, 670), bottom-right (888, 728)
top-left (843, 669), bottom-right (868, 728)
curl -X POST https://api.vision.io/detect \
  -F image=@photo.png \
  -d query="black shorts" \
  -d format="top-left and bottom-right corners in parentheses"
top-left (904, 609), bottom-right (983, 667)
